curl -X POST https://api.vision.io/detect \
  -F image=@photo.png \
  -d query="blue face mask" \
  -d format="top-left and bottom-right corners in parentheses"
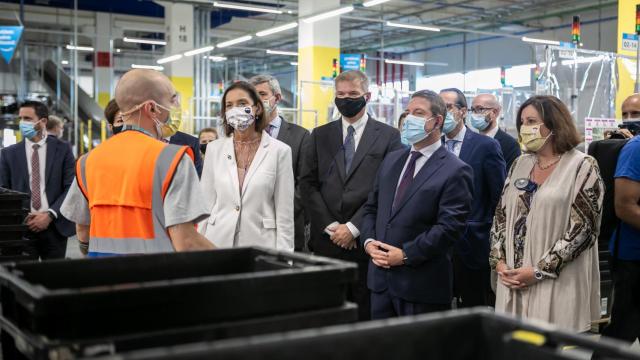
top-left (401, 114), bottom-right (435, 145)
top-left (469, 113), bottom-right (490, 131)
top-left (442, 111), bottom-right (459, 135)
top-left (19, 121), bottom-right (39, 140)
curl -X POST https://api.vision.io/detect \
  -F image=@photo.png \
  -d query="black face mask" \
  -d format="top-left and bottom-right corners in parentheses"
top-left (335, 96), bottom-right (367, 118)
top-left (200, 143), bottom-right (208, 154)
top-left (112, 125), bottom-right (123, 135)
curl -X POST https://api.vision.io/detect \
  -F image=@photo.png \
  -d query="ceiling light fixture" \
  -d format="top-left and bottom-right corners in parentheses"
top-left (217, 35), bottom-right (252, 48)
top-left (384, 59), bottom-right (424, 67)
top-left (521, 36), bottom-right (560, 46)
top-left (290, 62), bottom-right (298, 66)
top-left (66, 45), bottom-right (94, 51)
top-left (157, 54), bottom-right (183, 64)
top-left (123, 37), bottom-right (167, 46)
top-left (61, 60), bottom-right (69, 65)
top-left (213, 1), bottom-right (283, 14)
top-left (266, 49), bottom-right (298, 56)
top-left (184, 45), bottom-right (215, 56)
top-left (131, 64), bottom-right (164, 71)
top-left (386, 21), bottom-right (440, 32)
top-left (303, 6), bottom-right (354, 24)
top-left (363, 0), bottom-right (392, 7)
top-left (256, 22), bottom-right (298, 37)
top-left (207, 55), bottom-right (228, 62)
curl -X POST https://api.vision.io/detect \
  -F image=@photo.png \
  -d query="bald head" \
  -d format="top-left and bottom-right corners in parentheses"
top-left (472, 94), bottom-right (500, 110)
top-left (115, 69), bottom-right (175, 112)
top-left (470, 94), bottom-right (501, 133)
top-left (622, 93), bottom-right (640, 120)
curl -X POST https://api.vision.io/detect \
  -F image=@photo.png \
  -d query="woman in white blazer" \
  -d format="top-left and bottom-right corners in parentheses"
top-left (199, 81), bottom-right (294, 251)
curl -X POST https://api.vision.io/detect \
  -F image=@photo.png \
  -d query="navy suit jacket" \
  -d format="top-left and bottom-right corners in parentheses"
top-left (169, 131), bottom-right (202, 177)
top-left (494, 128), bottom-right (521, 171)
top-left (0, 136), bottom-right (76, 237)
top-left (361, 146), bottom-right (473, 304)
top-left (455, 128), bottom-right (507, 270)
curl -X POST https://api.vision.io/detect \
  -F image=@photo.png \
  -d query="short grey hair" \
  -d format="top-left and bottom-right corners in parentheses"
top-left (249, 74), bottom-right (282, 96)
top-left (335, 70), bottom-right (369, 93)
top-left (411, 89), bottom-right (447, 128)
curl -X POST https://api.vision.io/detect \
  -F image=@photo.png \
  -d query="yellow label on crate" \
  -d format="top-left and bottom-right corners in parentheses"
top-left (510, 330), bottom-right (546, 346)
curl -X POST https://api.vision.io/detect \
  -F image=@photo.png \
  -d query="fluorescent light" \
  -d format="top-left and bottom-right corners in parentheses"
top-left (290, 62), bottom-right (298, 66)
top-left (217, 35), bottom-right (252, 48)
top-left (266, 49), bottom-right (298, 56)
top-left (386, 21), bottom-right (440, 32)
top-left (66, 45), bottom-right (94, 51)
top-left (157, 54), bottom-right (183, 64)
top-left (207, 56), bottom-right (227, 62)
top-left (131, 64), bottom-right (164, 71)
top-left (363, 0), bottom-right (392, 7)
top-left (123, 37), bottom-right (167, 46)
top-left (385, 59), bottom-right (424, 67)
top-left (213, 1), bottom-right (282, 14)
top-left (184, 45), bottom-right (215, 56)
top-left (61, 60), bottom-right (69, 65)
top-left (116, 48), bottom-right (122, 53)
top-left (521, 36), bottom-right (560, 46)
top-left (256, 22), bottom-right (298, 37)
top-left (303, 6), bottom-right (354, 24)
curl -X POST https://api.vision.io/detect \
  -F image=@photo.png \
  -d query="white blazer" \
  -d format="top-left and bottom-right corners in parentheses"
top-left (198, 131), bottom-right (294, 251)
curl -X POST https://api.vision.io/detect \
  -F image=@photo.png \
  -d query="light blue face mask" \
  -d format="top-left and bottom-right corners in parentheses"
top-left (19, 121), bottom-right (39, 140)
top-left (442, 111), bottom-right (458, 135)
top-left (401, 114), bottom-right (435, 145)
top-left (469, 113), bottom-right (490, 131)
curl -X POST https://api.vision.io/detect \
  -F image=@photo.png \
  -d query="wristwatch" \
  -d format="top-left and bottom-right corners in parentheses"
top-left (533, 268), bottom-right (544, 281)
top-left (402, 251), bottom-right (408, 265)
top-left (47, 211), bottom-right (56, 221)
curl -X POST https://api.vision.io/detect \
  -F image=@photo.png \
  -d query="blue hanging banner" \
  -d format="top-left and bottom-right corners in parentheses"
top-left (340, 54), bottom-right (361, 71)
top-left (0, 26), bottom-right (24, 64)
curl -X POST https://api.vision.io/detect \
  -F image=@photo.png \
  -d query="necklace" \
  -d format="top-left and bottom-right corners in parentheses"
top-left (536, 154), bottom-right (562, 170)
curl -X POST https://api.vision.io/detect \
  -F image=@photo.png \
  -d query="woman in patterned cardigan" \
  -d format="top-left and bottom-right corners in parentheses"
top-left (489, 95), bottom-right (604, 332)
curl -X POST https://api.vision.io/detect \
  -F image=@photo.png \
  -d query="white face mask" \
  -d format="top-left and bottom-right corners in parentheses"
top-left (226, 106), bottom-right (255, 131)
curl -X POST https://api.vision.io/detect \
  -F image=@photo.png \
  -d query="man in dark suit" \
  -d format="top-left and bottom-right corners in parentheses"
top-left (250, 74), bottom-right (310, 252)
top-left (0, 101), bottom-right (75, 259)
top-left (301, 70), bottom-right (403, 320)
top-left (440, 88), bottom-right (507, 308)
top-left (361, 90), bottom-right (473, 319)
top-left (469, 94), bottom-right (521, 170)
top-left (168, 131), bottom-right (202, 177)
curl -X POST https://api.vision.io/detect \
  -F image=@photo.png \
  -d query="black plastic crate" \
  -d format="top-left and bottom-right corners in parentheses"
top-left (0, 247), bottom-right (357, 339)
top-left (96, 309), bottom-right (640, 360)
top-left (0, 239), bottom-right (36, 257)
top-left (0, 209), bottom-right (28, 225)
top-left (0, 224), bottom-right (29, 242)
top-left (0, 188), bottom-right (29, 211)
top-left (0, 303), bottom-right (357, 359)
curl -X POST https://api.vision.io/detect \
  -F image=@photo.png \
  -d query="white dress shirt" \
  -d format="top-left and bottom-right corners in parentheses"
top-left (445, 125), bottom-right (466, 157)
top-left (485, 125), bottom-right (499, 138)
top-left (25, 134), bottom-right (51, 214)
top-left (341, 113), bottom-right (368, 151)
top-left (364, 140), bottom-right (442, 249)
top-left (325, 113), bottom-right (370, 240)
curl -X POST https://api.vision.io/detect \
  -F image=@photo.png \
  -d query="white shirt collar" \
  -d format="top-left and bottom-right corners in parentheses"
top-left (342, 112), bottom-right (368, 134)
top-left (450, 125), bottom-right (466, 142)
top-left (270, 115), bottom-right (283, 129)
top-left (25, 131), bottom-right (48, 147)
top-left (412, 138), bottom-right (442, 158)
top-left (486, 125), bottom-right (499, 138)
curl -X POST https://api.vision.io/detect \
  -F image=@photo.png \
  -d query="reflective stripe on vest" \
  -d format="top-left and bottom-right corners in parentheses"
top-left (76, 131), bottom-right (192, 254)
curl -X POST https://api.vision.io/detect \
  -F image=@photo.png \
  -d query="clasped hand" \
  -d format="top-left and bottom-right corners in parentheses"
top-left (496, 262), bottom-right (537, 290)
top-left (365, 240), bottom-right (404, 268)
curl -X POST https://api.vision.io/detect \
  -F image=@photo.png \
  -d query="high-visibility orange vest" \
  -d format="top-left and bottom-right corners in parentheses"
top-left (76, 130), bottom-right (194, 255)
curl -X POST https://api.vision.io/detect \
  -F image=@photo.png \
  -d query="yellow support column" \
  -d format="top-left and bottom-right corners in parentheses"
top-left (87, 120), bottom-right (92, 151)
top-left (79, 121), bottom-right (85, 155)
top-left (298, 0), bottom-right (341, 129)
top-left (101, 119), bottom-right (107, 142)
top-left (616, 0), bottom-right (640, 117)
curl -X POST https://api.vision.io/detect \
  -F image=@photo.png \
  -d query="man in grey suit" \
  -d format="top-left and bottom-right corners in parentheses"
top-left (300, 70), bottom-right (403, 320)
top-left (250, 75), bottom-right (310, 252)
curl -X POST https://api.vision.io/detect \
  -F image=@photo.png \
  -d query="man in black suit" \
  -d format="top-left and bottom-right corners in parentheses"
top-left (0, 101), bottom-right (75, 259)
top-left (469, 94), bottom-right (521, 170)
top-left (250, 74), bottom-right (310, 252)
top-left (169, 131), bottom-right (202, 177)
top-left (300, 70), bottom-right (403, 320)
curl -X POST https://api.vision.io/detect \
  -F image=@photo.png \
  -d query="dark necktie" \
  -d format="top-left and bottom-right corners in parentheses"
top-left (344, 125), bottom-right (355, 173)
top-left (393, 151), bottom-right (423, 210)
top-left (31, 144), bottom-right (42, 210)
top-left (446, 139), bottom-right (459, 153)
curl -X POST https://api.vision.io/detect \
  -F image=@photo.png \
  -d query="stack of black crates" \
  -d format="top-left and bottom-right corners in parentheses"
top-left (0, 188), bottom-right (37, 262)
top-left (0, 247), bottom-right (358, 359)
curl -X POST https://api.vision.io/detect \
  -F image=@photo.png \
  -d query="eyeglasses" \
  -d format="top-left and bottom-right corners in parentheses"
top-left (470, 106), bottom-right (494, 114)
top-left (445, 103), bottom-right (461, 111)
